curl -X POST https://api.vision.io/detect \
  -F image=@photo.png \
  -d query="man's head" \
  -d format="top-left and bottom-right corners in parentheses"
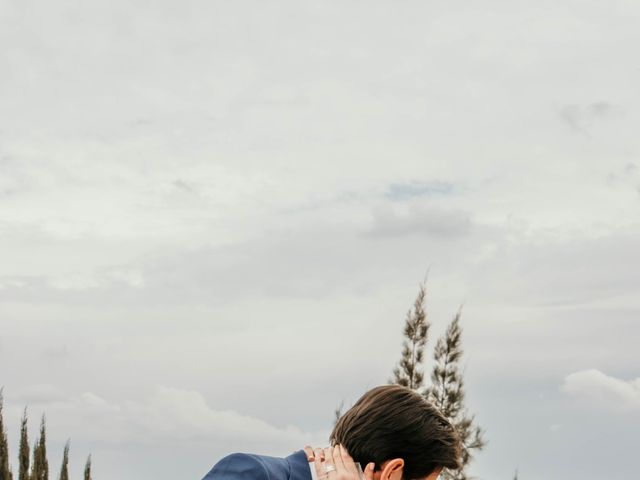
top-left (330, 385), bottom-right (461, 480)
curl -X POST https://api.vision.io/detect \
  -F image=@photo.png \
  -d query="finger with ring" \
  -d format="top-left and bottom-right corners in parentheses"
top-left (323, 447), bottom-right (336, 475)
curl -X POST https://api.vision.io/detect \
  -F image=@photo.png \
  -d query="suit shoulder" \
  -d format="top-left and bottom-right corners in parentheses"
top-left (202, 453), bottom-right (269, 480)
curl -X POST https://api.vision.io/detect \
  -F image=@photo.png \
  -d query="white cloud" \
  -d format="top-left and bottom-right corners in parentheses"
top-left (26, 386), bottom-right (323, 448)
top-left (561, 369), bottom-right (640, 410)
top-left (1, 1), bottom-right (640, 480)
top-left (123, 386), bottom-right (314, 443)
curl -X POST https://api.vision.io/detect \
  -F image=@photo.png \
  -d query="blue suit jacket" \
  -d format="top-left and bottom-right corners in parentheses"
top-left (202, 450), bottom-right (312, 480)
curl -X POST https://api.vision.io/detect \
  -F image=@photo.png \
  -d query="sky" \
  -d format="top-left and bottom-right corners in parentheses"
top-left (1, 1), bottom-right (639, 479)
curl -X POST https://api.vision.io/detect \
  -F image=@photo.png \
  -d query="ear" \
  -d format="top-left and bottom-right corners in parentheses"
top-left (379, 458), bottom-right (404, 480)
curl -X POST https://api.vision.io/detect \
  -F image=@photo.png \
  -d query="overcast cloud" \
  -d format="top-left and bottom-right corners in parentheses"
top-left (1, 1), bottom-right (639, 479)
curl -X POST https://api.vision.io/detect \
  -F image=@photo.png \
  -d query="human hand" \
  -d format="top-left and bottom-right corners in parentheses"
top-left (304, 445), bottom-right (374, 480)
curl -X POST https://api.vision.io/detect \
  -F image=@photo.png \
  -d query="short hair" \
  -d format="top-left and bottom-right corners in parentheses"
top-left (330, 385), bottom-right (461, 479)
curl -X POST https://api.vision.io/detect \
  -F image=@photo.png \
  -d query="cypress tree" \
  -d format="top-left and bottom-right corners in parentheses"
top-left (391, 282), bottom-right (430, 390)
top-left (18, 410), bottom-right (29, 480)
top-left (30, 417), bottom-right (48, 480)
top-left (0, 389), bottom-right (13, 480)
top-left (58, 443), bottom-right (68, 480)
top-left (38, 418), bottom-right (48, 480)
top-left (427, 310), bottom-right (486, 480)
top-left (30, 441), bottom-right (39, 480)
top-left (83, 456), bottom-right (91, 480)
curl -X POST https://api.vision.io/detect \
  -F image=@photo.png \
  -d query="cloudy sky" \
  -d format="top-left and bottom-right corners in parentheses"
top-left (1, 1), bottom-right (639, 479)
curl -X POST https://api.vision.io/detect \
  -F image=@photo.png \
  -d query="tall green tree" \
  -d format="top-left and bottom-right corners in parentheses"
top-left (391, 282), bottom-right (430, 390)
top-left (58, 442), bottom-right (69, 480)
top-left (39, 417), bottom-right (49, 480)
top-left (0, 394), bottom-right (87, 480)
top-left (30, 416), bottom-right (48, 480)
top-left (427, 310), bottom-right (486, 480)
top-left (391, 283), bottom-right (486, 480)
top-left (0, 389), bottom-right (13, 480)
top-left (83, 456), bottom-right (91, 480)
top-left (30, 442), bottom-right (38, 480)
top-left (18, 410), bottom-right (29, 480)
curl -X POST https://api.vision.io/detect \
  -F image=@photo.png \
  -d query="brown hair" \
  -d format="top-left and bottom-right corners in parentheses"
top-left (330, 385), bottom-right (461, 479)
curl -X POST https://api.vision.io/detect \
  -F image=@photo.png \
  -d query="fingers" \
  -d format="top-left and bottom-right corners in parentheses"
top-left (338, 445), bottom-right (358, 477)
top-left (304, 446), bottom-right (315, 462)
top-left (337, 445), bottom-right (374, 480)
top-left (333, 445), bottom-right (346, 472)
top-left (323, 446), bottom-right (335, 470)
top-left (363, 463), bottom-right (375, 480)
top-left (313, 448), bottom-right (326, 479)
top-left (319, 445), bottom-right (371, 480)
top-left (314, 448), bottom-right (325, 462)
top-left (324, 446), bottom-right (340, 479)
